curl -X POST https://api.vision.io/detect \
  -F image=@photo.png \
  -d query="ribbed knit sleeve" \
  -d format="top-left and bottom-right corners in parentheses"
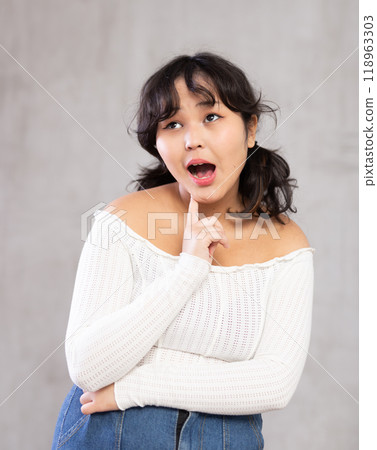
top-left (65, 212), bottom-right (211, 392)
top-left (114, 251), bottom-right (314, 415)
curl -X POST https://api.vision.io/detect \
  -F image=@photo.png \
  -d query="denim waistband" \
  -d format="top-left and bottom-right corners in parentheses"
top-left (52, 385), bottom-right (264, 449)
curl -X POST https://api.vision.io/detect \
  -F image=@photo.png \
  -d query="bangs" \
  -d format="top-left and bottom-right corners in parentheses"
top-left (152, 70), bottom-right (218, 123)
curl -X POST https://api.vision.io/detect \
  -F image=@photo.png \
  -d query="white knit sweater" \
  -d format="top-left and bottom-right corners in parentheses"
top-left (65, 209), bottom-right (315, 416)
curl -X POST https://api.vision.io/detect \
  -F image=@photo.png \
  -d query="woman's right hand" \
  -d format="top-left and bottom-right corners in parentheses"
top-left (182, 195), bottom-right (229, 264)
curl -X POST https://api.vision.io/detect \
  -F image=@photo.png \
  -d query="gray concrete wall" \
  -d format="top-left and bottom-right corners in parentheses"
top-left (0, 1), bottom-right (358, 448)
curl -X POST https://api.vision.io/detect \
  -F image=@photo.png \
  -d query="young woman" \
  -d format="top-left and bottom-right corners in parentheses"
top-left (52, 52), bottom-right (314, 449)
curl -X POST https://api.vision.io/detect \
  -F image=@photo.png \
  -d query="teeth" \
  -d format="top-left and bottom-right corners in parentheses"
top-left (192, 163), bottom-right (205, 166)
top-left (192, 174), bottom-right (211, 179)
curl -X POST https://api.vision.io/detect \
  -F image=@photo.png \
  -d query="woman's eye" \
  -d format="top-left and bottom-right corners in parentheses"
top-left (165, 121), bottom-right (182, 129)
top-left (205, 113), bottom-right (221, 123)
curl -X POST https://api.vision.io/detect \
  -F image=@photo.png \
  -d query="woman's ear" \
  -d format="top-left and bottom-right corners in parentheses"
top-left (247, 115), bottom-right (258, 148)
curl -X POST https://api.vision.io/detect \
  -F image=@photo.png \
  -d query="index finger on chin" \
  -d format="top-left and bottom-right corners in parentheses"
top-left (188, 195), bottom-right (199, 223)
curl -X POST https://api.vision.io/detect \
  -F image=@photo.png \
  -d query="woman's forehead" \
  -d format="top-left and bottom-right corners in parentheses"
top-left (172, 75), bottom-right (219, 103)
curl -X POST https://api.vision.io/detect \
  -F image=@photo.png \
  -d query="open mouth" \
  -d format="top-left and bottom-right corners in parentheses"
top-left (187, 163), bottom-right (216, 179)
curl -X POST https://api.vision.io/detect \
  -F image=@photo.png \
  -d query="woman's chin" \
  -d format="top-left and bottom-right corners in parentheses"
top-left (177, 180), bottom-right (226, 207)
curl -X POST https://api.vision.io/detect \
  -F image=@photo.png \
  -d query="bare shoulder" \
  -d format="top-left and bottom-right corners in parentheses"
top-left (269, 214), bottom-right (311, 255)
top-left (104, 184), bottom-right (178, 238)
top-left (106, 184), bottom-right (176, 211)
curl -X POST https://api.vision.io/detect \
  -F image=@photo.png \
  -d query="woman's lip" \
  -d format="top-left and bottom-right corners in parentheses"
top-left (185, 158), bottom-right (216, 169)
top-left (188, 167), bottom-right (217, 186)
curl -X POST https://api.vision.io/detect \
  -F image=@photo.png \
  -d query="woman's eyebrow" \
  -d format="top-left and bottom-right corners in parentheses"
top-left (159, 99), bottom-right (220, 119)
top-left (168, 99), bottom-right (220, 113)
top-left (195, 99), bottom-right (220, 108)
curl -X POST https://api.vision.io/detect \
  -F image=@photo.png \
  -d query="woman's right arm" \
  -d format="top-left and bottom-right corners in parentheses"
top-left (65, 209), bottom-right (211, 393)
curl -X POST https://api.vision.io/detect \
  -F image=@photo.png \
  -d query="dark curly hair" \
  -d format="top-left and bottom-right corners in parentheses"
top-left (128, 52), bottom-right (297, 224)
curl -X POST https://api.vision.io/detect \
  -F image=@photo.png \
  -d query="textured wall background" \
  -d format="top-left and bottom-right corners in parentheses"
top-left (0, 1), bottom-right (358, 448)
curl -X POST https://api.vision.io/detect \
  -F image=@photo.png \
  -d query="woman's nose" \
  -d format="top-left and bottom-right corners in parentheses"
top-left (184, 125), bottom-right (203, 151)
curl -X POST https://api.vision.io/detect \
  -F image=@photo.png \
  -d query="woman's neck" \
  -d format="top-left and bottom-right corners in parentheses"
top-left (175, 182), bottom-right (245, 220)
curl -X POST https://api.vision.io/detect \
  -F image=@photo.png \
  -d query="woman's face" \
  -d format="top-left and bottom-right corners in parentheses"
top-left (155, 77), bottom-right (257, 206)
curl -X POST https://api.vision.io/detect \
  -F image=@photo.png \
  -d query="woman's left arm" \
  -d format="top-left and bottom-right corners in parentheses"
top-left (82, 251), bottom-right (314, 416)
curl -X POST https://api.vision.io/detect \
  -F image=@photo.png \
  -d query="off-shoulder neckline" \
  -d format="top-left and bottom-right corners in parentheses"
top-left (96, 209), bottom-right (315, 273)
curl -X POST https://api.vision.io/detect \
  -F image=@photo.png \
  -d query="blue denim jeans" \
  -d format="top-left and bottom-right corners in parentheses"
top-left (52, 385), bottom-right (264, 449)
